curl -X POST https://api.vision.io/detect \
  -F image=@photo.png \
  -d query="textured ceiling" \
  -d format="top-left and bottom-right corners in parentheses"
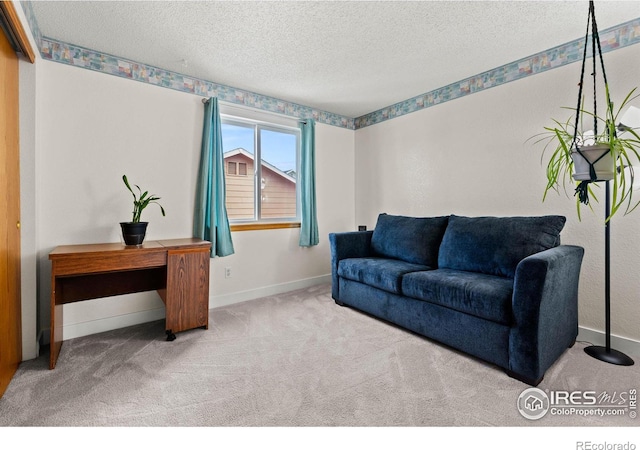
top-left (30, 1), bottom-right (640, 118)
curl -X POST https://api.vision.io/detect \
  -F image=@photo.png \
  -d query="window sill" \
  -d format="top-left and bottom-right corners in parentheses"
top-left (230, 222), bottom-right (301, 232)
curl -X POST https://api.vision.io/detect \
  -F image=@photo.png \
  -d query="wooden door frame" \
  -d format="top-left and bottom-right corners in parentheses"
top-left (0, 1), bottom-right (35, 63)
top-left (0, 0), bottom-right (34, 398)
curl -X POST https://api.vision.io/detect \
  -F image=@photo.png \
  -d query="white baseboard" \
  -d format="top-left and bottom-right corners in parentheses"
top-left (209, 274), bottom-right (332, 309)
top-left (577, 326), bottom-right (640, 359)
top-left (41, 275), bottom-right (331, 346)
top-left (61, 308), bottom-right (167, 342)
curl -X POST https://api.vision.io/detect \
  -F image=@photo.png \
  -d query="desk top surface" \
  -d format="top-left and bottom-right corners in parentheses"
top-left (50, 238), bottom-right (210, 258)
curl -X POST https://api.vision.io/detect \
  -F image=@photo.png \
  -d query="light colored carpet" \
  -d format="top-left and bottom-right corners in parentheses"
top-left (1, 283), bottom-right (638, 427)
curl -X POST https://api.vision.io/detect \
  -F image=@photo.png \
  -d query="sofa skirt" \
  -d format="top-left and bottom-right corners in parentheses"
top-left (338, 277), bottom-right (511, 371)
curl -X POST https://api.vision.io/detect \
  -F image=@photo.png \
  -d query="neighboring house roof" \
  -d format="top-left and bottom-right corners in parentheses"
top-left (224, 148), bottom-right (296, 184)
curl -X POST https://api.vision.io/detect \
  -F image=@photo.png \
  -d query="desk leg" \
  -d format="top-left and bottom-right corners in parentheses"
top-left (49, 276), bottom-right (63, 369)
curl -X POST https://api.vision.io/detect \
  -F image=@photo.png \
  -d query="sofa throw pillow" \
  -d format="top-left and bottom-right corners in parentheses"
top-left (437, 215), bottom-right (566, 278)
top-left (370, 213), bottom-right (449, 266)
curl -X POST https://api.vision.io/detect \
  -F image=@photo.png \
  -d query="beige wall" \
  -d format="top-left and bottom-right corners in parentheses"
top-left (34, 60), bottom-right (355, 341)
top-left (355, 43), bottom-right (640, 343)
top-left (19, 55), bottom-right (38, 360)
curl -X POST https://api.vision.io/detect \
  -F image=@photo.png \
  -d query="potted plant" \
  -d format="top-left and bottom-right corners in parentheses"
top-left (121, 175), bottom-right (165, 246)
top-left (530, 86), bottom-right (640, 222)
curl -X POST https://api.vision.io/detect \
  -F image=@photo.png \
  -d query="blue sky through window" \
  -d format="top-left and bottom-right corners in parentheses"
top-left (261, 130), bottom-right (297, 173)
top-left (222, 122), bottom-right (297, 173)
top-left (221, 122), bottom-right (254, 154)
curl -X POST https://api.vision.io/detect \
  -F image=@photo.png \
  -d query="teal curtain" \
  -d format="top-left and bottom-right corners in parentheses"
top-left (299, 119), bottom-right (319, 247)
top-left (194, 97), bottom-right (234, 257)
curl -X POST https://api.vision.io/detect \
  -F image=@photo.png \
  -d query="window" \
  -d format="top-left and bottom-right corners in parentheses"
top-left (221, 116), bottom-right (300, 223)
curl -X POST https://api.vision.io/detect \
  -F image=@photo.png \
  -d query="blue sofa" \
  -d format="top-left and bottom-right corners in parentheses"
top-left (329, 214), bottom-right (585, 386)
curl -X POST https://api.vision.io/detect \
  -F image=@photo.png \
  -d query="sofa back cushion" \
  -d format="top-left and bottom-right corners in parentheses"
top-left (370, 213), bottom-right (449, 266)
top-left (438, 215), bottom-right (566, 278)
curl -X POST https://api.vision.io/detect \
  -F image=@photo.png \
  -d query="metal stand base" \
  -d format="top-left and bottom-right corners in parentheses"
top-left (585, 345), bottom-right (634, 366)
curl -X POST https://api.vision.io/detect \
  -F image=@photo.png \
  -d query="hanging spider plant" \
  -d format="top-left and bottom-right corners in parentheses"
top-left (529, 86), bottom-right (640, 222)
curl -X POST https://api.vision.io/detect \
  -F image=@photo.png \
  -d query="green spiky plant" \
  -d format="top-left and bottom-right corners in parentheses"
top-left (122, 175), bottom-right (166, 223)
top-left (529, 86), bottom-right (640, 222)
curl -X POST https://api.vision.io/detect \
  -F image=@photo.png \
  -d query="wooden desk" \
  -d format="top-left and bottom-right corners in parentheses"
top-left (49, 238), bottom-right (211, 369)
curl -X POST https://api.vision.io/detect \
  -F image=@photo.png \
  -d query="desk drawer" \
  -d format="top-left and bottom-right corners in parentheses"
top-left (52, 250), bottom-right (167, 276)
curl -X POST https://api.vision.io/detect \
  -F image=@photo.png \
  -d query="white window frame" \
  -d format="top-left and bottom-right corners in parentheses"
top-left (221, 114), bottom-right (301, 225)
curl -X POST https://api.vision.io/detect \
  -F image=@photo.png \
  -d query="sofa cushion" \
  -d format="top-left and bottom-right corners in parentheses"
top-left (370, 213), bottom-right (449, 266)
top-left (402, 269), bottom-right (514, 325)
top-left (437, 215), bottom-right (566, 278)
top-left (338, 257), bottom-right (431, 295)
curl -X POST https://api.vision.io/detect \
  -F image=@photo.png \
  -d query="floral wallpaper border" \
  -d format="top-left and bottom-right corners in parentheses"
top-left (355, 17), bottom-right (640, 129)
top-left (19, 1), bottom-right (640, 131)
top-left (19, 2), bottom-right (354, 129)
top-left (38, 36), bottom-right (355, 129)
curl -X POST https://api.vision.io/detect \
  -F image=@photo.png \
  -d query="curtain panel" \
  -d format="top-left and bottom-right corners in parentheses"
top-left (299, 119), bottom-right (319, 247)
top-left (194, 97), bottom-right (235, 257)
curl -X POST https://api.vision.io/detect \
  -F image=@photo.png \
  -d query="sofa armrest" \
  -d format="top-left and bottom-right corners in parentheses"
top-left (509, 245), bottom-right (585, 383)
top-left (328, 231), bottom-right (374, 300)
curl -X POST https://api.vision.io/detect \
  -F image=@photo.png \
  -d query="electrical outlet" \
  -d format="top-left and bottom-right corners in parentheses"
top-left (225, 267), bottom-right (232, 278)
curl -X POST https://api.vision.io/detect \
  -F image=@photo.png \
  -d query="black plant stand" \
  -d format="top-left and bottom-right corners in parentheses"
top-left (584, 180), bottom-right (635, 366)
